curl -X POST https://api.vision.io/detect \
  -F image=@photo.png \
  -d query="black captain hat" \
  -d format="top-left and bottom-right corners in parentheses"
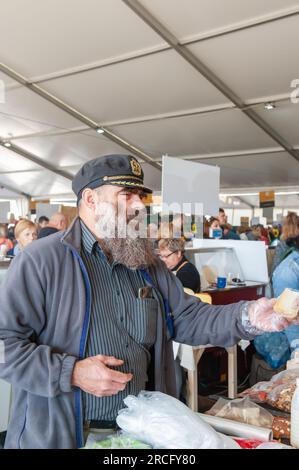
top-left (72, 154), bottom-right (152, 201)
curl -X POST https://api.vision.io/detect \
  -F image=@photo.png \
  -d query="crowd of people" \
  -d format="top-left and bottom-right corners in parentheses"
top-left (0, 212), bottom-right (67, 257)
top-left (203, 208), bottom-right (282, 245)
top-left (0, 154), bottom-right (297, 449)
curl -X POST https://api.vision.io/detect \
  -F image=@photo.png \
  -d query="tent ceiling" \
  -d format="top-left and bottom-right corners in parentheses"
top-left (0, 0), bottom-right (299, 207)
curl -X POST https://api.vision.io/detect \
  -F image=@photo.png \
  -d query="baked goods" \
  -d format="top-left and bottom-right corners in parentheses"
top-left (266, 382), bottom-right (297, 412)
top-left (272, 416), bottom-right (291, 439)
top-left (273, 288), bottom-right (299, 320)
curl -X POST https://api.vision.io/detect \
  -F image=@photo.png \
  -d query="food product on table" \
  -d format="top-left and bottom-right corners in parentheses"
top-left (274, 288), bottom-right (299, 320)
top-left (239, 381), bottom-right (275, 402)
top-left (272, 416), bottom-right (291, 440)
top-left (267, 382), bottom-right (297, 412)
top-left (240, 368), bottom-right (299, 405)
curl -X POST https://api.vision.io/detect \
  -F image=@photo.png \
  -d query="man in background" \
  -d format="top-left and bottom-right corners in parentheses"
top-left (37, 212), bottom-right (67, 239)
top-left (37, 215), bottom-right (49, 230)
top-left (218, 208), bottom-right (227, 225)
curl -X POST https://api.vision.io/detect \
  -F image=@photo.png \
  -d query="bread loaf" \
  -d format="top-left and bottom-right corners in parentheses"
top-left (273, 288), bottom-right (299, 319)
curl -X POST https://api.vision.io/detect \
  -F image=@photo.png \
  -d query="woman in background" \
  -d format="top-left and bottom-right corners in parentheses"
top-left (271, 212), bottom-right (299, 276)
top-left (15, 220), bottom-right (38, 252)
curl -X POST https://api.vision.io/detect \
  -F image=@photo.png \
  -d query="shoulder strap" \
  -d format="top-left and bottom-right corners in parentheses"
top-left (175, 260), bottom-right (189, 274)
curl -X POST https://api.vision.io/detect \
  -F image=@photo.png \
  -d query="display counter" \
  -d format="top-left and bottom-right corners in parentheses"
top-left (202, 281), bottom-right (267, 304)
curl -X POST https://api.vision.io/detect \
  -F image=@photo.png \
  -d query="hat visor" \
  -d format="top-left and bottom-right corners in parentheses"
top-left (106, 180), bottom-right (152, 193)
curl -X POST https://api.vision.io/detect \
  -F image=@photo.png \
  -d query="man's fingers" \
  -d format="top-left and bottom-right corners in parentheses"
top-left (93, 380), bottom-right (127, 397)
top-left (106, 368), bottom-right (133, 384)
top-left (97, 355), bottom-right (124, 366)
top-left (94, 355), bottom-right (133, 383)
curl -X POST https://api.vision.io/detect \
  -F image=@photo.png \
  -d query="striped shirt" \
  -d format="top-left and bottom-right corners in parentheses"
top-left (80, 220), bottom-right (158, 421)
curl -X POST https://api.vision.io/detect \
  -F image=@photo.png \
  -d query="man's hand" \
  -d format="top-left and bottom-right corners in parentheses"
top-left (248, 297), bottom-right (294, 332)
top-left (71, 355), bottom-right (133, 397)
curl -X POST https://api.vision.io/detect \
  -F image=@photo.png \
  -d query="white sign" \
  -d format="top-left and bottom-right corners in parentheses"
top-left (162, 156), bottom-right (219, 215)
top-left (0, 202), bottom-right (10, 223)
top-left (36, 203), bottom-right (60, 220)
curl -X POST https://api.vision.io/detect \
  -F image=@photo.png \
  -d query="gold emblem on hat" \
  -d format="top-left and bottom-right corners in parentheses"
top-left (130, 158), bottom-right (142, 177)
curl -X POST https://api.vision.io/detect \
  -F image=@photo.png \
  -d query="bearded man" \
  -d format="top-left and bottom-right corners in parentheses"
top-left (0, 154), bottom-right (297, 449)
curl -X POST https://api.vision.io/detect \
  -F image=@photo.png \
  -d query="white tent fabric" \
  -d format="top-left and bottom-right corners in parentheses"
top-left (0, 0), bottom-right (299, 209)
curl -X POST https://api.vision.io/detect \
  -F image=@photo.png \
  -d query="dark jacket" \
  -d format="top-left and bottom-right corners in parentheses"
top-left (172, 256), bottom-right (200, 293)
top-left (0, 217), bottom-right (253, 448)
top-left (37, 226), bottom-right (58, 239)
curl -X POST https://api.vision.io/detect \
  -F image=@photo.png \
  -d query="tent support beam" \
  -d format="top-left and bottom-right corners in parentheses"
top-left (0, 140), bottom-right (73, 181)
top-left (122, 0), bottom-right (299, 164)
top-left (0, 63), bottom-right (161, 171)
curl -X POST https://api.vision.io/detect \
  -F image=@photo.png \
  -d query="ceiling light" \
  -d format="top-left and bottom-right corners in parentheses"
top-left (96, 128), bottom-right (104, 134)
top-left (264, 102), bottom-right (276, 110)
top-left (3, 142), bottom-right (11, 148)
top-left (276, 191), bottom-right (299, 196)
top-left (220, 193), bottom-right (259, 197)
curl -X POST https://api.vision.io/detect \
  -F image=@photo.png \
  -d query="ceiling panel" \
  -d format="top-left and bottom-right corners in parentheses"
top-left (197, 152), bottom-right (299, 188)
top-left (0, 71), bottom-right (22, 92)
top-left (0, 186), bottom-right (24, 199)
top-left (188, 15), bottom-right (299, 101)
top-left (0, 0), bottom-right (165, 79)
top-left (13, 130), bottom-right (131, 169)
top-left (0, 170), bottom-right (72, 197)
top-left (42, 50), bottom-right (230, 123)
top-left (139, 0), bottom-right (299, 40)
top-left (0, 86), bottom-right (83, 139)
top-left (110, 109), bottom-right (277, 157)
top-left (255, 100), bottom-right (299, 147)
top-left (0, 146), bottom-right (41, 172)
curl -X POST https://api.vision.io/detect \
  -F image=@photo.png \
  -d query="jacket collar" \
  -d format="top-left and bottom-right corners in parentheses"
top-left (61, 216), bottom-right (83, 254)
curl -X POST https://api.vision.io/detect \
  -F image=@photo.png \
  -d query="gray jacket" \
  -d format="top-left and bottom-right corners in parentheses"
top-left (0, 218), bottom-right (253, 448)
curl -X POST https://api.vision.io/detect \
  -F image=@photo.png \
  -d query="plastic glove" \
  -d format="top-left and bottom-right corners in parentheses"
top-left (248, 298), bottom-right (290, 332)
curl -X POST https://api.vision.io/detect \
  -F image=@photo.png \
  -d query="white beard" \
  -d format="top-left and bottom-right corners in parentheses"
top-left (94, 201), bottom-right (156, 269)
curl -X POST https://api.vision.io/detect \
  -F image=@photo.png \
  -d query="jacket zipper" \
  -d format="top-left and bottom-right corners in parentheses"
top-left (70, 248), bottom-right (92, 449)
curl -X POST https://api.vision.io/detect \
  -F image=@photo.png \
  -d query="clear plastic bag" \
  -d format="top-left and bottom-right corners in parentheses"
top-left (206, 397), bottom-right (273, 429)
top-left (270, 367), bottom-right (299, 384)
top-left (116, 391), bottom-right (240, 449)
top-left (240, 381), bottom-right (275, 402)
top-left (240, 367), bottom-right (299, 403)
top-left (266, 381), bottom-right (297, 412)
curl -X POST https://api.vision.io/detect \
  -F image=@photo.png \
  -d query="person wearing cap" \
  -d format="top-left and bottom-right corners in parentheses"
top-left (0, 154), bottom-right (298, 449)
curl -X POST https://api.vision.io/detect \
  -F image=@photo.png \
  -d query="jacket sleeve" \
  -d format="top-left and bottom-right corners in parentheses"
top-left (153, 261), bottom-right (256, 347)
top-left (0, 251), bottom-right (77, 398)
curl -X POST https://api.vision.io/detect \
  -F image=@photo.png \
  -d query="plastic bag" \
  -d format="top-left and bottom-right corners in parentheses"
top-left (240, 381), bottom-right (275, 402)
top-left (116, 391), bottom-right (240, 449)
top-left (206, 397), bottom-right (273, 429)
top-left (83, 431), bottom-right (151, 449)
top-left (254, 332), bottom-right (290, 369)
top-left (248, 298), bottom-right (289, 332)
top-left (266, 381), bottom-right (297, 412)
top-left (270, 367), bottom-right (299, 384)
top-left (240, 368), bottom-right (299, 403)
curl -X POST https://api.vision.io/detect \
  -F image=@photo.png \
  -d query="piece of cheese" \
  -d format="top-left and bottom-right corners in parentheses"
top-left (274, 288), bottom-right (299, 319)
